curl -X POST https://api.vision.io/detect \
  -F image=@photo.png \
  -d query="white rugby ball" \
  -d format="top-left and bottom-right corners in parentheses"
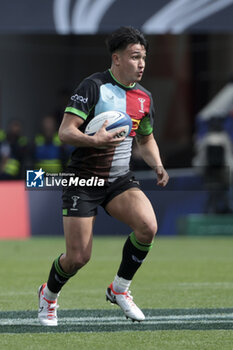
top-left (85, 111), bottom-right (132, 138)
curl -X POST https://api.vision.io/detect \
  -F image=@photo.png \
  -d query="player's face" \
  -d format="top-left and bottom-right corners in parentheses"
top-left (116, 43), bottom-right (146, 86)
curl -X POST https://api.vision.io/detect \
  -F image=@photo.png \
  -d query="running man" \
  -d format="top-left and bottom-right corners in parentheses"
top-left (38, 26), bottom-right (169, 326)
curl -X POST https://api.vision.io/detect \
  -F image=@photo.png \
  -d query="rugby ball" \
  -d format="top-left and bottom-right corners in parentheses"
top-left (85, 111), bottom-right (132, 138)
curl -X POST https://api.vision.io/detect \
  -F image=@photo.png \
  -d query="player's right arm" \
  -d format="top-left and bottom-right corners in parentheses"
top-left (59, 78), bottom-right (125, 148)
top-left (59, 113), bottom-right (125, 148)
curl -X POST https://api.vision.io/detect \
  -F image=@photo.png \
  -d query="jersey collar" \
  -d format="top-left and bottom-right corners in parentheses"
top-left (108, 69), bottom-right (136, 89)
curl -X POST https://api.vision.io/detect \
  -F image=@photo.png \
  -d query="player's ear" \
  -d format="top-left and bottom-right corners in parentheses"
top-left (112, 52), bottom-right (120, 66)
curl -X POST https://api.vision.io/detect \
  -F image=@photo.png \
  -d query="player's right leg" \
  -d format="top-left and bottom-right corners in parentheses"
top-left (38, 216), bottom-right (95, 326)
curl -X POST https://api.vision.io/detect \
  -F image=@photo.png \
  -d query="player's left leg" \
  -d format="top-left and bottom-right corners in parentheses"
top-left (105, 188), bottom-right (157, 321)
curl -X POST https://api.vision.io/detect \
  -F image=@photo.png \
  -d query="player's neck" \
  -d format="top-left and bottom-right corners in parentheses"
top-left (109, 68), bottom-right (135, 88)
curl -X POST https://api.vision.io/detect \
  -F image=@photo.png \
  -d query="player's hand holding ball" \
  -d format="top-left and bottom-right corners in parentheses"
top-left (85, 111), bottom-right (132, 149)
top-left (94, 120), bottom-right (126, 148)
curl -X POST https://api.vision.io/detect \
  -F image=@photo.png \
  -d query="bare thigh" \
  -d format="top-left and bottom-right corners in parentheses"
top-left (60, 216), bottom-right (95, 274)
top-left (105, 188), bottom-right (157, 243)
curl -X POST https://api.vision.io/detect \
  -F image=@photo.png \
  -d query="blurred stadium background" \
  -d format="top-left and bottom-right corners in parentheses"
top-left (0, 0), bottom-right (233, 238)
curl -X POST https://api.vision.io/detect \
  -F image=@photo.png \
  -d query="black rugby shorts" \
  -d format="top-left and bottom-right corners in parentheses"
top-left (62, 171), bottom-right (140, 217)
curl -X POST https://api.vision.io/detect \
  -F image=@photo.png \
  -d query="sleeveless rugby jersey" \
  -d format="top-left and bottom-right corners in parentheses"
top-left (65, 69), bottom-right (155, 182)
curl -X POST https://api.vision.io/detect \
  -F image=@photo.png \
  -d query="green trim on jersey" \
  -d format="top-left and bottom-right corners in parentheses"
top-left (65, 107), bottom-right (88, 120)
top-left (136, 115), bottom-right (153, 135)
top-left (130, 232), bottom-right (153, 252)
top-left (109, 69), bottom-right (136, 89)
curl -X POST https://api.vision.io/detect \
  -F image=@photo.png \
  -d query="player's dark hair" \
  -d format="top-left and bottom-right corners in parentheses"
top-left (106, 26), bottom-right (148, 55)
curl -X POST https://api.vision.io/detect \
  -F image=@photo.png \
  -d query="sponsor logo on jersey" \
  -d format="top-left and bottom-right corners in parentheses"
top-left (71, 94), bottom-right (88, 103)
top-left (131, 118), bottom-right (140, 130)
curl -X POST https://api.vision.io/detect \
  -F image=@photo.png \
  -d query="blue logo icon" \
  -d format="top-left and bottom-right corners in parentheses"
top-left (26, 168), bottom-right (45, 188)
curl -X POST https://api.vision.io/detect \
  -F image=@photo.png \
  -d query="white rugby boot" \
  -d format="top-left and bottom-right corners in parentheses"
top-left (106, 283), bottom-right (145, 322)
top-left (38, 283), bottom-right (59, 326)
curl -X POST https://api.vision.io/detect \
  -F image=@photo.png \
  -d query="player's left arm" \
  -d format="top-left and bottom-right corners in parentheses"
top-left (136, 133), bottom-right (169, 187)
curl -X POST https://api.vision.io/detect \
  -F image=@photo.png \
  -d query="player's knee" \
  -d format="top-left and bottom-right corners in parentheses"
top-left (146, 220), bottom-right (157, 239)
top-left (137, 220), bottom-right (157, 243)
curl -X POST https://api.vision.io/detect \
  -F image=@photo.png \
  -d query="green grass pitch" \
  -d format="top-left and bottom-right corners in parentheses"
top-left (0, 236), bottom-right (233, 349)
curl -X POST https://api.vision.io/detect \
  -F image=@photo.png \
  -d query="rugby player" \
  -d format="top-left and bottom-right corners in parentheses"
top-left (38, 26), bottom-right (169, 326)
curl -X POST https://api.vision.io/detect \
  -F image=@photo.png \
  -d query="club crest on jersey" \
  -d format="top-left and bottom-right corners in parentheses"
top-left (138, 98), bottom-right (146, 113)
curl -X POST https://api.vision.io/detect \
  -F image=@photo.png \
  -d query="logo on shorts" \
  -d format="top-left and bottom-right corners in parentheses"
top-left (71, 195), bottom-right (80, 211)
top-left (26, 168), bottom-right (45, 187)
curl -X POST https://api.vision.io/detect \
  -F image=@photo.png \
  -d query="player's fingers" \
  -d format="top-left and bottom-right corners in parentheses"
top-left (157, 180), bottom-right (166, 187)
top-left (112, 138), bottom-right (125, 146)
top-left (157, 179), bottom-right (166, 186)
top-left (111, 128), bottom-right (126, 139)
top-left (156, 168), bottom-right (169, 187)
top-left (107, 138), bottom-right (124, 147)
top-left (110, 133), bottom-right (126, 146)
top-left (157, 174), bottom-right (169, 187)
top-left (100, 120), bottom-right (109, 130)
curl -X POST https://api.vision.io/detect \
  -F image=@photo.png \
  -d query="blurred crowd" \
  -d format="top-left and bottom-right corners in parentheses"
top-left (0, 115), bottom-right (73, 180)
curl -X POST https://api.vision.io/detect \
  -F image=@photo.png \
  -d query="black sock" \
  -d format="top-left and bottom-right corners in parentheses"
top-left (47, 255), bottom-right (77, 294)
top-left (117, 232), bottom-right (153, 280)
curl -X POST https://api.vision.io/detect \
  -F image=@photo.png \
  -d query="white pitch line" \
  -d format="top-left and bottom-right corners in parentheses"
top-left (1, 319), bottom-right (233, 326)
top-left (1, 313), bottom-right (233, 326)
top-left (46, 314), bottom-right (233, 322)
